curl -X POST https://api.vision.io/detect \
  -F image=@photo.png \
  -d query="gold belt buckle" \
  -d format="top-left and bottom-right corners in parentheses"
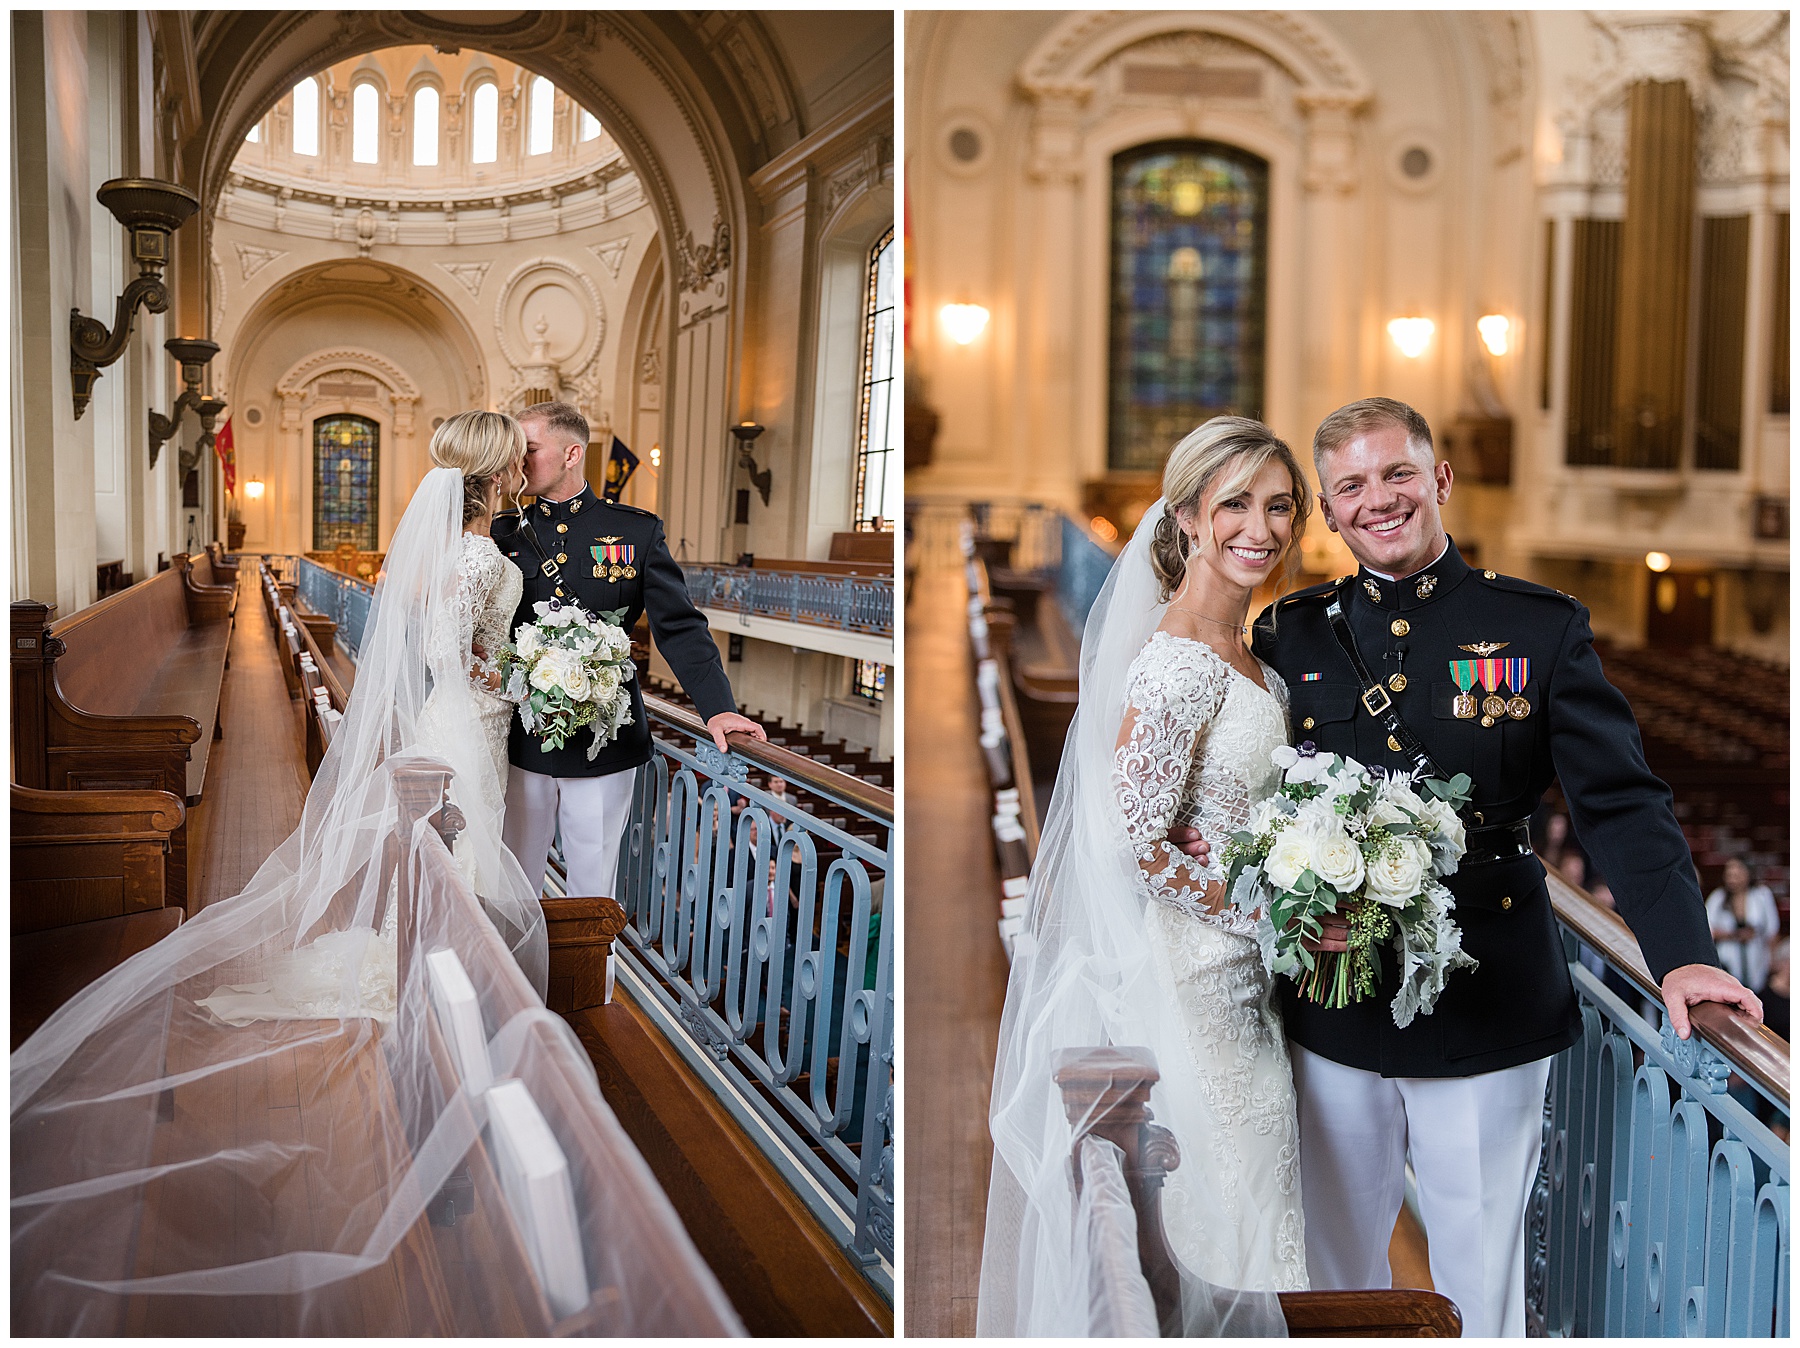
top-left (1360, 684), bottom-right (1393, 717)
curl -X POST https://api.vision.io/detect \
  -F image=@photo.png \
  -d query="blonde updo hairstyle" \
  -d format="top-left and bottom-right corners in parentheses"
top-left (1149, 415), bottom-right (1311, 602)
top-left (429, 410), bottom-right (526, 526)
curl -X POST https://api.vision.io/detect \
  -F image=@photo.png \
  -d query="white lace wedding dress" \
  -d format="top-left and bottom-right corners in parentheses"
top-left (1114, 630), bottom-right (1308, 1293)
top-left (198, 530), bottom-right (522, 1026)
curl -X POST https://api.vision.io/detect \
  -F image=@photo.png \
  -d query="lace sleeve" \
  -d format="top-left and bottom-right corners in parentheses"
top-left (430, 537), bottom-right (499, 692)
top-left (1113, 642), bottom-right (1231, 924)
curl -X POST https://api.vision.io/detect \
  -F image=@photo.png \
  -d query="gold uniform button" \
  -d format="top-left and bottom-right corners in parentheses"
top-left (1390, 619), bottom-right (1410, 637)
top-left (1481, 714), bottom-right (1496, 727)
top-left (1473, 811), bottom-right (1485, 824)
top-left (1302, 717), bottom-right (1315, 730)
top-left (556, 523), bottom-right (569, 534)
top-left (1387, 735), bottom-right (1403, 753)
top-left (556, 553), bottom-right (568, 564)
top-left (1500, 896), bottom-right (1513, 911)
top-left (1388, 673), bottom-right (1408, 692)
top-left (555, 587), bottom-right (565, 597)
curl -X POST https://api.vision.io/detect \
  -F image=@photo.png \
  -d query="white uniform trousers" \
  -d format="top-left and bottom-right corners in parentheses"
top-left (1289, 1042), bottom-right (1553, 1338)
top-left (502, 766), bottom-right (638, 902)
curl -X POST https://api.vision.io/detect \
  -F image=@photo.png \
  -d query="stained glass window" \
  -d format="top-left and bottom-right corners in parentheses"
top-left (313, 415), bottom-right (380, 550)
top-left (853, 226), bottom-right (898, 531)
top-left (1108, 141), bottom-right (1269, 472)
top-left (852, 659), bottom-right (887, 703)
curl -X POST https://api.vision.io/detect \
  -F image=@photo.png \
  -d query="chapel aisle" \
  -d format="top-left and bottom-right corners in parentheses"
top-left (902, 559), bottom-right (1011, 1336)
top-left (186, 567), bottom-right (311, 911)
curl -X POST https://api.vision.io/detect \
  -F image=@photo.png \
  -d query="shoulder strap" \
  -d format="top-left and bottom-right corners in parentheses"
top-left (516, 510), bottom-right (563, 583)
top-left (1322, 578), bottom-right (1451, 786)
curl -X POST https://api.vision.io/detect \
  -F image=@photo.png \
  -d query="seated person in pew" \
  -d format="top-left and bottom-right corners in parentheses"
top-left (12, 413), bottom-right (740, 1336)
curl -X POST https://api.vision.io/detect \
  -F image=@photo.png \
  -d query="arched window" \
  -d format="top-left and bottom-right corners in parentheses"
top-left (579, 108), bottom-right (601, 142)
top-left (245, 121), bottom-right (260, 144)
top-left (528, 76), bottom-right (553, 155)
top-left (292, 77), bottom-right (319, 156)
top-left (1108, 141), bottom-right (1268, 471)
top-left (313, 416), bottom-right (380, 550)
top-left (413, 87), bottom-right (439, 166)
top-left (471, 82), bottom-right (498, 163)
top-left (853, 227), bottom-right (899, 531)
top-left (351, 82), bottom-right (379, 163)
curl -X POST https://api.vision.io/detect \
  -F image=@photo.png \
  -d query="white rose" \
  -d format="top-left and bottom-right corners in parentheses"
top-left (590, 662), bottom-right (621, 696)
top-left (1248, 795), bottom-right (1289, 836)
top-left (1365, 843), bottom-right (1426, 906)
top-left (1308, 823), bottom-right (1366, 893)
top-left (1264, 825), bottom-right (1314, 891)
top-left (1381, 779), bottom-right (1428, 819)
top-left (1368, 798), bottom-right (1412, 830)
top-left (1408, 836), bottom-right (1435, 873)
top-left (560, 658), bottom-right (592, 701)
top-left (1420, 797), bottom-right (1467, 854)
top-left (530, 648), bottom-right (579, 694)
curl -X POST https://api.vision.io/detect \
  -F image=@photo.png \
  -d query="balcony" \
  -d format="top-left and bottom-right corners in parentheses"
top-left (685, 560), bottom-right (894, 663)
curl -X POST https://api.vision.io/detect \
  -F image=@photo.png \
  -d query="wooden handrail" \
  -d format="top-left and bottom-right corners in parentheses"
top-left (1545, 863), bottom-right (1789, 1107)
top-left (642, 693), bottom-right (892, 823)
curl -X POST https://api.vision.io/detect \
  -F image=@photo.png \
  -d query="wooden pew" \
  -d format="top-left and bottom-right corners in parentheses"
top-left (11, 783), bottom-right (186, 1048)
top-left (204, 540), bottom-right (240, 578)
top-left (1056, 1047), bottom-right (1463, 1337)
top-left (173, 550), bottom-right (237, 623)
top-left (12, 573), bottom-right (234, 912)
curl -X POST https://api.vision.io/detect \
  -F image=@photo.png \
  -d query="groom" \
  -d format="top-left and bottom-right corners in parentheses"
top-left (1178, 397), bottom-right (1758, 1336)
top-left (495, 400), bottom-right (764, 905)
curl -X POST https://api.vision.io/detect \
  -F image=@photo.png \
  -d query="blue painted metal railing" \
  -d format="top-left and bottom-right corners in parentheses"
top-left (289, 556), bottom-right (374, 661)
top-left (1056, 511), bottom-right (1119, 631)
top-left (1528, 869), bottom-right (1788, 1337)
top-left (684, 563), bottom-right (893, 637)
top-left (612, 695), bottom-right (894, 1298)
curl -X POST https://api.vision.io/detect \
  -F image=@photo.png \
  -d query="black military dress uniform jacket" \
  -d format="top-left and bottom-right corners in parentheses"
top-left (492, 484), bottom-right (736, 778)
top-left (1250, 540), bottom-right (1719, 1078)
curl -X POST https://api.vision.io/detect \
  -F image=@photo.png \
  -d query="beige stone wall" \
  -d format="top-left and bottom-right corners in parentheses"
top-left (905, 9), bottom-right (1787, 662)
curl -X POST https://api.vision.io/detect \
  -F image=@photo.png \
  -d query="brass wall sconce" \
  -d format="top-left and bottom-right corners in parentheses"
top-left (730, 421), bottom-right (771, 507)
top-left (69, 177), bottom-right (200, 419)
top-left (148, 336), bottom-right (220, 469)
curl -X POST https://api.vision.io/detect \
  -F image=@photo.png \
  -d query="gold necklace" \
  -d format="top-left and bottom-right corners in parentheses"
top-left (1169, 603), bottom-right (1248, 635)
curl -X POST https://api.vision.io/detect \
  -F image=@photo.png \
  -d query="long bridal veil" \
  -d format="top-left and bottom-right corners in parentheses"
top-left (975, 501), bottom-right (1288, 1337)
top-left (12, 468), bottom-right (737, 1335)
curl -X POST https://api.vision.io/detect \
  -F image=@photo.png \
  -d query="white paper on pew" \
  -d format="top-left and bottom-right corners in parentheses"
top-left (1001, 875), bottom-right (1029, 900)
top-left (485, 1078), bottom-right (590, 1320)
top-left (424, 948), bottom-right (493, 1097)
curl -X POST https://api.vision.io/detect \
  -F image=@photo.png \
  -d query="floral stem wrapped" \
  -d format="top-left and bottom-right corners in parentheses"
top-left (496, 600), bottom-right (636, 761)
top-left (1222, 743), bottom-right (1479, 1027)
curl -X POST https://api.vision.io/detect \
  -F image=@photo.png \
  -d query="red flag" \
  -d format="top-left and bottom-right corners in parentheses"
top-left (214, 417), bottom-right (236, 497)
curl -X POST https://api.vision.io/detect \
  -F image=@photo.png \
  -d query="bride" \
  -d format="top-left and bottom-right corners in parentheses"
top-left (11, 413), bottom-right (733, 1333)
top-left (977, 417), bottom-right (1315, 1336)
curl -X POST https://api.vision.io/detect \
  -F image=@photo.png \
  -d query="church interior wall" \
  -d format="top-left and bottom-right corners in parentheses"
top-left (906, 9), bottom-right (1787, 664)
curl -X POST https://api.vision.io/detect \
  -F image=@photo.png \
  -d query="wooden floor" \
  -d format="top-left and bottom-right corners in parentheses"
top-left (900, 556), bottom-right (1434, 1333)
top-left (187, 571), bottom-right (311, 912)
top-left (902, 560), bottom-right (1011, 1336)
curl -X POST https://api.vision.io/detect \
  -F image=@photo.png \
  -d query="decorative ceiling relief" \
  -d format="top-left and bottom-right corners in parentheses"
top-left (437, 261), bottom-right (493, 297)
top-left (235, 242), bottom-right (288, 280)
top-left (495, 257), bottom-right (606, 387)
top-left (591, 237), bottom-right (631, 278)
top-left (676, 217), bottom-right (731, 295)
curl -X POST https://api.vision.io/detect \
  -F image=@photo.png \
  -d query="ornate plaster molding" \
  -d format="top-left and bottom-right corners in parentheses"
top-left (590, 237), bottom-right (631, 278)
top-left (275, 346), bottom-right (423, 402)
top-left (437, 260), bottom-right (493, 297)
top-left (492, 256), bottom-right (607, 375)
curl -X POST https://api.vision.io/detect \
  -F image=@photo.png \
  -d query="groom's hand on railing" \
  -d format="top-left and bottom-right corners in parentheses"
top-left (707, 711), bottom-right (767, 753)
top-left (1660, 963), bottom-right (1764, 1041)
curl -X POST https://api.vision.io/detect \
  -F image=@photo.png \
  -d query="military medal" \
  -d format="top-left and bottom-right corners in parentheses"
top-left (1504, 656), bottom-right (1532, 719)
top-left (591, 538), bottom-right (637, 581)
top-left (1482, 694), bottom-right (1507, 719)
top-left (1448, 660), bottom-right (1479, 719)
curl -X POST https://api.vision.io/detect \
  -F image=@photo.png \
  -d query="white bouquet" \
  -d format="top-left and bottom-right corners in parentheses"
top-left (497, 599), bottom-right (636, 761)
top-left (1222, 744), bottom-right (1479, 1027)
